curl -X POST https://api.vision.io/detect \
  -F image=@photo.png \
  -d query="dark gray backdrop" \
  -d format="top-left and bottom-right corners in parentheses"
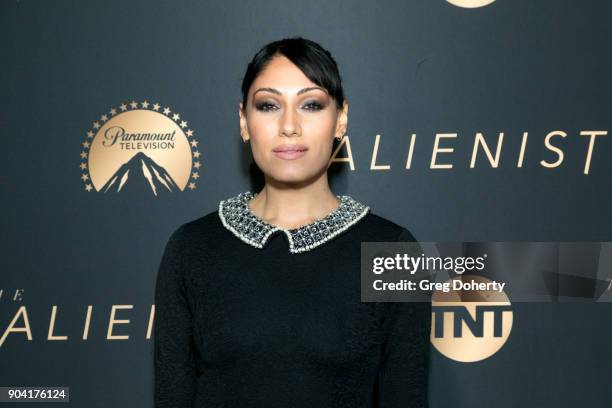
top-left (1, 0), bottom-right (611, 407)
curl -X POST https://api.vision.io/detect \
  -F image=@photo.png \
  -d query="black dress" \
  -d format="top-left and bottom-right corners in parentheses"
top-left (154, 191), bottom-right (431, 407)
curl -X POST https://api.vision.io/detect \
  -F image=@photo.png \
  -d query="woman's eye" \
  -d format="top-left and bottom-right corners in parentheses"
top-left (303, 102), bottom-right (324, 111)
top-left (254, 101), bottom-right (324, 112)
top-left (255, 102), bottom-right (278, 112)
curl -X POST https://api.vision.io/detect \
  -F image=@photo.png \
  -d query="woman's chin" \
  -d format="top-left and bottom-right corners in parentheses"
top-left (268, 170), bottom-right (319, 185)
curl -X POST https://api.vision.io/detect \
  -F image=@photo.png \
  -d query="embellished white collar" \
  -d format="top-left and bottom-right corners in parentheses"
top-left (218, 191), bottom-right (370, 254)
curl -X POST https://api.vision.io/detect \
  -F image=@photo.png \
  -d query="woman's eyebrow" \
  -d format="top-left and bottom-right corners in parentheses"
top-left (252, 86), bottom-right (328, 97)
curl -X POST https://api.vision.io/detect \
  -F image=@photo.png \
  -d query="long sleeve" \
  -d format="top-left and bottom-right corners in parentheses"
top-left (375, 228), bottom-right (431, 407)
top-left (154, 224), bottom-right (198, 408)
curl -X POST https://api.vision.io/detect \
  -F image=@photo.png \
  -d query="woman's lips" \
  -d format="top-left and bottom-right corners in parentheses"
top-left (272, 144), bottom-right (308, 160)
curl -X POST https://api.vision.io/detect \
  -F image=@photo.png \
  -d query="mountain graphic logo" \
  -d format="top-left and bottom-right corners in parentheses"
top-left (101, 151), bottom-right (179, 195)
top-left (79, 100), bottom-right (201, 195)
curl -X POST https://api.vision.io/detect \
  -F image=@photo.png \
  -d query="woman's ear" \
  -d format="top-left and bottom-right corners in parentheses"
top-left (239, 102), bottom-right (249, 142)
top-left (335, 100), bottom-right (349, 138)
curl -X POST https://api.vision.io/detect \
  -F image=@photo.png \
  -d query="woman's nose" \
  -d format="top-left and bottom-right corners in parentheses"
top-left (280, 106), bottom-right (300, 137)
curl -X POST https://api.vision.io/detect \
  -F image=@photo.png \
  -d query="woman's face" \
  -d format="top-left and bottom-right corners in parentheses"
top-left (239, 55), bottom-right (348, 184)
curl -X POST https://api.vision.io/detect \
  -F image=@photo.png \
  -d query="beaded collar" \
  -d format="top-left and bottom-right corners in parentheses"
top-left (218, 191), bottom-right (370, 254)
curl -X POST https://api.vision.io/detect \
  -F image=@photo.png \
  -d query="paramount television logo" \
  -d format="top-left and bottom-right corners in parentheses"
top-left (78, 100), bottom-right (202, 196)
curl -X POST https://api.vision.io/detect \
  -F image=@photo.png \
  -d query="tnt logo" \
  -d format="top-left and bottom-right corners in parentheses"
top-left (430, 275), bottom-right (513, 362)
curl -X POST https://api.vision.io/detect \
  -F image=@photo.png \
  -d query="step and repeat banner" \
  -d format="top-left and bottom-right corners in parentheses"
top-left (2, 0), bottom-right (611, 407)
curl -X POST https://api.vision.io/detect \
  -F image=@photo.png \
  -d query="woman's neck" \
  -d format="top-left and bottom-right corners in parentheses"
top-left (248, 179), bottom-right (341, 230)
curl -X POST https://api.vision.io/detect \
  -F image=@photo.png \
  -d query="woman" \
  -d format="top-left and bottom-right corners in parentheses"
top-left (154, 37), bottom-right (430, 407)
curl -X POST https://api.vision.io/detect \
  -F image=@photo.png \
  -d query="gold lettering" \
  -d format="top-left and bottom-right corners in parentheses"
top-left (470, 132), bottom-right (504, 168)
top-left (540, 131), bottom-right (567, 168)
top-left (0, 306), bottom-right (32, 347)
top-left (431, 133), bottom-right (456, 169)
top-left (405, 133), bottom-right (416, 169)
top-left (107, 305), bottom-right (133, 340)
top-left (146, 305), bottom-right (155, 339)
top-left (48, 305), bottom-right (68, 340)
top-left (517, 132), bottom-right (529, 168)
top-left (83, 305), bottom-right (93, 340)
top-left (329, 135), bottom-right (355, 171)
top-left (370, 134), bottom-right (391, 170)
top-left (579, 130), bottom-right (607, 175)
